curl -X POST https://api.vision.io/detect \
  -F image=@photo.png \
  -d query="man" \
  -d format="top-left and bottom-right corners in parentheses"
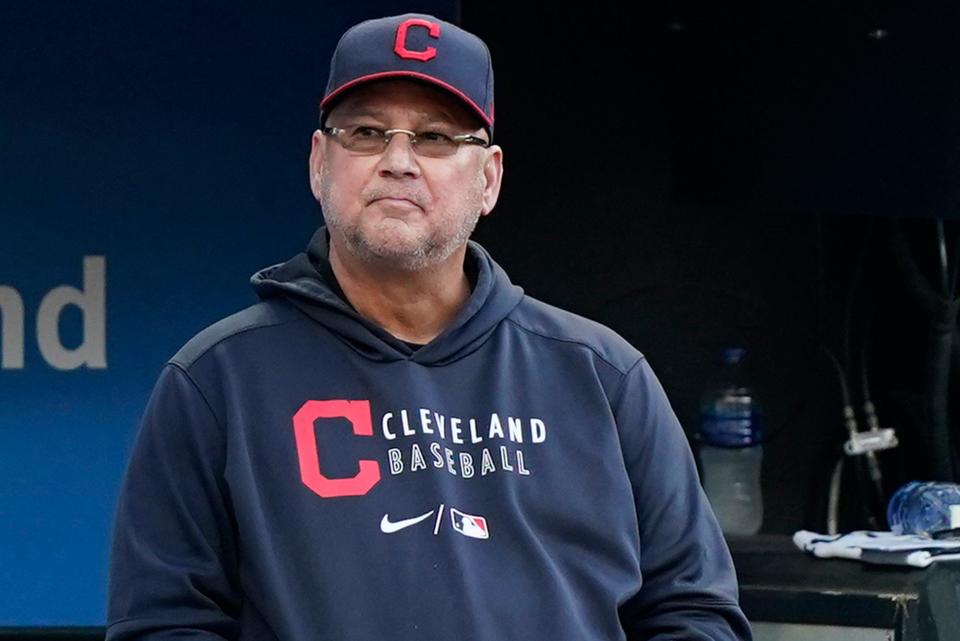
top-left (107, 13), bottom-right (752, 641)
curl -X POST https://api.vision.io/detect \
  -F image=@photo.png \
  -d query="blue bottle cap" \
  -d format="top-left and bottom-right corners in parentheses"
top-left (722, 347), bottom-right (746, 364)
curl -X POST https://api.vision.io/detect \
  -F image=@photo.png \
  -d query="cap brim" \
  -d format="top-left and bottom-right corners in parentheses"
top-left (320, 70), bottom-right (493, 132)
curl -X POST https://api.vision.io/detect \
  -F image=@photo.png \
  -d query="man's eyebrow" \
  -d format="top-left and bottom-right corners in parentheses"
top-left (419, 108), bottom-right (459, 127)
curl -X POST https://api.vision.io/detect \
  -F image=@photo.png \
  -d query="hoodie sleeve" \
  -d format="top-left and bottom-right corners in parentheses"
top-left (106, 363), bottom-right (242, 641)
top-left (613, 358), bottom-right (753, 641)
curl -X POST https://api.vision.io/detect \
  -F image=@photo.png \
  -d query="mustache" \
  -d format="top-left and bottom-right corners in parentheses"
top-left (363, 186), bottom-right (429, 209)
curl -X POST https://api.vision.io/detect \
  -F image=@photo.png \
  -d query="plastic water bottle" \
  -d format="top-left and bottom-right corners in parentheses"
top-left (887, 481), bottom-right (960, 536)
top-left (698, 347), bottom-right (764, 535)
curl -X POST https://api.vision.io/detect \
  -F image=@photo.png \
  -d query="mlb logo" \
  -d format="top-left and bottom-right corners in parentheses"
top-left (451, 508), bottom-right (489, 539)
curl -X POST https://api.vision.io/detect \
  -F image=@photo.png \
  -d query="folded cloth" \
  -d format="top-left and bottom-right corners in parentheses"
top-left (793, 530), bottom-right (960, 568)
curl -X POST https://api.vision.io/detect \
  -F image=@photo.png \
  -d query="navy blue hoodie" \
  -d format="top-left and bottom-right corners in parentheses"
top-left (107, 228), bottom-right (751, 641)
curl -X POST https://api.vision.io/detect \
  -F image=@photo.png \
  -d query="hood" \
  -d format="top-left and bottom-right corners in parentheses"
top-left (250, 227), bottom-right (524, 366)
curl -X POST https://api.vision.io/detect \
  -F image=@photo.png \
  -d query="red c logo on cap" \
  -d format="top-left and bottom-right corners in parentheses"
top-left (395, 19), bottom-right (440, 62)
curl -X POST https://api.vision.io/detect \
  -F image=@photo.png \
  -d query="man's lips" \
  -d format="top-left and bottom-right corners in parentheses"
top-left (371, 196), bottom-right (422, 209)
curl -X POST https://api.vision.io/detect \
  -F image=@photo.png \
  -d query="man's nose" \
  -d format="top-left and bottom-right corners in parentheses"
top-left (377, 131), bottom-right (421, 178)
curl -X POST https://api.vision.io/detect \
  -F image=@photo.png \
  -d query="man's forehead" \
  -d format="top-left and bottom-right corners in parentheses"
top-left (328, 80), bottom-right (480, 128)
top-left (338, 103), bottom-right (453, 124)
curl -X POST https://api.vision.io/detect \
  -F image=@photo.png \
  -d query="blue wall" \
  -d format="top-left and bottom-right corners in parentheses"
top-left (0, 0), bottom-right (456, 625)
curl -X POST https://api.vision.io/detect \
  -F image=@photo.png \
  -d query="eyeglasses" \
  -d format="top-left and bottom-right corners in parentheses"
top-left (321, 125), bottom-right (490, 158)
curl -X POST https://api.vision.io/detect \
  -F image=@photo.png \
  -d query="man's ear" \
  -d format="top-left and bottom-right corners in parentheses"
top-left (309, 129), bottom-right (325, 200)
top-left (479, 144), bottom-right (504, 217)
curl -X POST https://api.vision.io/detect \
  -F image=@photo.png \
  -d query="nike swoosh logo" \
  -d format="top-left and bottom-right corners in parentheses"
top-left (380, 510), bottom-right (435, 534)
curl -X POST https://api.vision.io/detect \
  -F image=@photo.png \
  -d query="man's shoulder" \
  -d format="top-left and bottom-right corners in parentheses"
top-left (170, 299), bottom-right (302, 370)
top-left (508, 295), bottom-right (643, 374)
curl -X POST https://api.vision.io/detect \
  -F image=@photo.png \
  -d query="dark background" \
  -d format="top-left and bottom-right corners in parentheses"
top-left (464, 1), bottom-right (960, 535)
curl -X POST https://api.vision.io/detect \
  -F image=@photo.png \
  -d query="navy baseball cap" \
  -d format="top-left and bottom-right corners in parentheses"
top-left (319, 14), bottom-right (495, 138)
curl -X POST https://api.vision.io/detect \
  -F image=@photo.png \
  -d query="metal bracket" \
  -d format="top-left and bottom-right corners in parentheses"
top-left (844, 428), bottom-right (899, 456)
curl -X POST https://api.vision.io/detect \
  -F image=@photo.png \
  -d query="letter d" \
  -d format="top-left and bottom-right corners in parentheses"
top-left (37, 256), bottom-right (107, 370)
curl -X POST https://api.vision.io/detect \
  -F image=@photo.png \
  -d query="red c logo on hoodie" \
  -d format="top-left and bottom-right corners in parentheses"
top-left (394, 19), bottom-right (440, 62)
top-left (294, 400), bottom-right (381, 498)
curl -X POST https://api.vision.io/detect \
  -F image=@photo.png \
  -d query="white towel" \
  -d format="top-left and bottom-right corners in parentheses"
top-left (793, 530), bottom-right (960, 568)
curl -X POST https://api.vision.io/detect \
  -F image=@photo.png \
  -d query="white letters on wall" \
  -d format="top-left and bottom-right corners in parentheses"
top-left (0, 285), bottom-right (25, 369)
top-left (1, 256), bottom-right (107, 370)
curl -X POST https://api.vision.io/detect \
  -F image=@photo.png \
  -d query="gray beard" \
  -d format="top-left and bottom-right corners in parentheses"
top-left (319, 167), bottom-right (483, 272)
top-left (335, 213), bottom-right (480, 271)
